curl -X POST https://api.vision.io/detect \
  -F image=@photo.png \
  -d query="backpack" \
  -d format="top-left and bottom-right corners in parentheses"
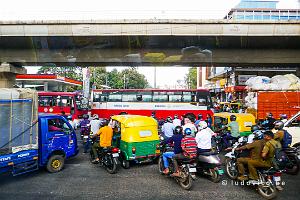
top-left (270, 141), bottom-right (288, 170)
top-left (282, 130), bottom-right (292, 148)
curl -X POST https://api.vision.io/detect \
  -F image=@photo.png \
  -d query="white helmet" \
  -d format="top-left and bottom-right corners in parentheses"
top-left (198, 121), bottom-right (208, 130)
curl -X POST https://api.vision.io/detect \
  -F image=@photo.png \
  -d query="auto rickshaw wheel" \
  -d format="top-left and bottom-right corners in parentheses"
top-left (122, 159), bottom-right (130, 169)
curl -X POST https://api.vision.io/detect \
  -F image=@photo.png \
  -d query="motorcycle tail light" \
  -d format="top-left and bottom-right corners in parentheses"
top-left (274, 172), bottom-right (282, 177)
top-left (132, 147), bottom-right (136, 154)
top-left (112, 147), bottom-right (119, 153)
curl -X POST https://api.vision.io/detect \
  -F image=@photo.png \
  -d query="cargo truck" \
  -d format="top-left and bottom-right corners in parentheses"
top-left (246, 91), bottom-right (300, 120)
top-left (0, 89), bottom-right (78, 176)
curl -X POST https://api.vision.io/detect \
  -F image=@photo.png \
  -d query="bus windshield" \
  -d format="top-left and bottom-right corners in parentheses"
top-left (75, 95), bottom-right (89, 110)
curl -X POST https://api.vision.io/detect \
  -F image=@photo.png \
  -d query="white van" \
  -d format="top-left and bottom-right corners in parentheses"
top-left (284, 111), bottom-right (300, 147)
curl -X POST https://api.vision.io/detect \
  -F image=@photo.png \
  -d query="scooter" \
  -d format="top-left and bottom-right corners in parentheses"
top-left (196, 151), bottom-right (224, 183)
top-left (224, 138), bottom-right (284, 200)
top-left (158, 140), bottom-right (196, 190)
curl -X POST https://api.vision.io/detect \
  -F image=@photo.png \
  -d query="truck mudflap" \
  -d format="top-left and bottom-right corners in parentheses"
top-left (0, 149), bottom-right (39, 175)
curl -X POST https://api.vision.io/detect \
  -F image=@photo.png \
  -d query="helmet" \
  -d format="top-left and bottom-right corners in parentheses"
top-left (174, 126), bottom-right (183, 135)
top-left (166, 116), bottom-right (173, 123)
top-left (267, 113), bottom-right (273, 118)
top-left (274, 120), bottom-right (284, 130)
top-left (279, 114), bottom-right (288, 120)
top-left (251, 125), bottom-right (259, 133)
top-left (230, 115), bottom-right (237, 121)
top-left (102, 119), bottom-right (109, 126)
top-left (198, 114), bottom-right (203, 120)
top-left (83, 114), bottom-right (89, 119)
top-left (93, 114), bottom-right (99, 120)
top-left (253, 130), bottom-right (264, 140)
top-left (184, 128), bottom-right (192, 135)
top-left (198, 121), bottom-right (208, 130)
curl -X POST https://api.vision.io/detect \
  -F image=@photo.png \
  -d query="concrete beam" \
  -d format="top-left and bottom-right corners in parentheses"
top-left (0, 20), bottom-right (299, 36)
top-left (0, 63), bottom-right (26, 88)
top-left (0, 49), bottom-right (299, 67)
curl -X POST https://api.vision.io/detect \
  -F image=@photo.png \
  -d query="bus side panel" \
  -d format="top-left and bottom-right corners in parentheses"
top-left (257, 91), bottom-right (300, 120)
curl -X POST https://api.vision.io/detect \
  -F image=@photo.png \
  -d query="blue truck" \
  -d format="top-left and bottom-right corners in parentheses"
top-left (0, 89), bottom-right (78, 176)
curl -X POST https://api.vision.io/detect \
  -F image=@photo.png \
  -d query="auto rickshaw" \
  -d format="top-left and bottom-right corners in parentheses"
top-left (213, 112), bottom-right (255, 136)
top-left (111, 115), bottom-right (160, 169)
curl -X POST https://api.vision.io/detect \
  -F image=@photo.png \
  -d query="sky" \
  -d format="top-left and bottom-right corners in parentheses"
top-left (7, 0), bottom-right (300, 87)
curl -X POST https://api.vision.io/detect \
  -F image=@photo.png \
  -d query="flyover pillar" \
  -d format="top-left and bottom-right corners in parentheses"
top-left (0, 63), bottom-right (26, 88)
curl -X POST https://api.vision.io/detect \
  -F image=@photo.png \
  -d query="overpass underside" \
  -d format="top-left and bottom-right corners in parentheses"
top-left (0, 36), bottom-right (300, 67)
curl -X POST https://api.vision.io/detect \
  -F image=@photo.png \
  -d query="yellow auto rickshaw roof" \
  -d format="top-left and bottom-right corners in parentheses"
top-left (111, 115), bottom-right (157, 128)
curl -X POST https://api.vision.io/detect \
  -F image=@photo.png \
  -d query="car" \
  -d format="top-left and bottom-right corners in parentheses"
top-left (284, 111), bottom-right (300, 148)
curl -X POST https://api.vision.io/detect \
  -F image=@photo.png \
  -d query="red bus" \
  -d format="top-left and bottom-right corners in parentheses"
top-left (38, 91), bottom-right (89, 120)
top-left (91, 89), bottom-right (214, 120)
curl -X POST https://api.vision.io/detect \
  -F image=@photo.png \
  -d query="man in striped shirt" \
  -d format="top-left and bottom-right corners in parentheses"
top-left (172, 128), bottom-right (197, 177)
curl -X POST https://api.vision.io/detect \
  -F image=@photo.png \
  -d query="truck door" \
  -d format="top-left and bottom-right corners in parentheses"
top-left (45, 118), bottom-right (77, 159)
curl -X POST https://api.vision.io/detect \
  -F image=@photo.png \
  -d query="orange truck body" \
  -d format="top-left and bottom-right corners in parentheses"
top-left (256, 91), bottom-right (300, 120)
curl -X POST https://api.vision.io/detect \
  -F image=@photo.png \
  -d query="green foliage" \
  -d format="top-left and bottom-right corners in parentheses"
top-left (185, 67), bottom-right (197, 89)
top-left (120, 67), bottom-right (148, 89)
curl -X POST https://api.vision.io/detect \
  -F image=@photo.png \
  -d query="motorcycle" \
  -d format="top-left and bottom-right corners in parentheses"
top-left (224, 138), bottom-right (283, 200)
top-left (212, 130), bottom-right (236, 153)
top-left (283, 147), bottom-right (300, 175)
top-left (158, 140), bottom-right (196, 190)
top-left (196, 151), bottom-right (224, 183)
top-left (90, 139), bottom-right (121, 174)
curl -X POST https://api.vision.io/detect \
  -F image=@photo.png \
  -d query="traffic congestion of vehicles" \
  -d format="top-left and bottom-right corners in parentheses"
top-left (1, 87), bottom-right (299, 200)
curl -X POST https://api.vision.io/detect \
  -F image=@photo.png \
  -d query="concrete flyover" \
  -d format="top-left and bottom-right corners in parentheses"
top-left (0, 19), bottom-right (300, 66)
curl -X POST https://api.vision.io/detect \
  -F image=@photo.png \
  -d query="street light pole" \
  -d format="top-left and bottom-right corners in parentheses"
top-left (123, 74), bottom-right (126, 89)
top-left (154, 66), bottom-right (157, 88)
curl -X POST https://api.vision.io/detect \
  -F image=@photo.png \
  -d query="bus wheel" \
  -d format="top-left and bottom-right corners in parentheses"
top-left (47, 155), bottom-right (65, 173)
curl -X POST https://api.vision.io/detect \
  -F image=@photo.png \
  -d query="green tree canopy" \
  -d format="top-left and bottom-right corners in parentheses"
top-left (185, 67), bottom-right (197, 89)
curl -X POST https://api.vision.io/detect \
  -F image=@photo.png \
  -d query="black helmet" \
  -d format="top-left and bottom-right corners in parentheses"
top-left (102, 119), bottom-right (109, 126)
top-left (267, 113), bottom-right (273, 118)
top-left (83, 114), bottom-right (89, 119)
top-left (197, 114), bottom-right (203, 120)
top-left (230, 115), bottom-right (237, 121)
top-left (274, 120), bottom-right (284, 130)
top-left (174, 126), bottom-right (183, 135)
top-left (166, 116), bottom-right (173, 123)
top-left (251, 125), bottom-right (259, 133)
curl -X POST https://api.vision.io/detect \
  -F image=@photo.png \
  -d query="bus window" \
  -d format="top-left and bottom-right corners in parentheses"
top-left (169, 95), bottom-right (182, 102)
top-left (153, 94), bottom-right (168, 102)
top-left (142, 95), bottom-right (152, 102)
top-left (39, 96), bottom-right (55, 107)
top-left (56, 96), bottom-right (72, 107)
top-left (122, 94), bottom-right (137, 102)
top-left (109, 94), bottom-right (122, 102)
top-left (182, 95), bottom-right (192, 102)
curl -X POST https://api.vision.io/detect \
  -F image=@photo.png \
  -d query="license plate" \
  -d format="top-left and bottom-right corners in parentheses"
top-left (189, 167), bottom-right (197, 173)
top-left (273, 176), bottom-right (281, 182)
top-left (83, 136), bottom-right (88, 139)
top-left (155, 150), bottom-right (160, 154)
top-left (112, 153), bottom-right (119, 158)
top-left (218, 169), bottom-right (224, 175)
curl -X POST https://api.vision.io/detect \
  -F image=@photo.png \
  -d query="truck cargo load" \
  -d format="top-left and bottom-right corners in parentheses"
top-left (0, 88), bottom-right (38, 155)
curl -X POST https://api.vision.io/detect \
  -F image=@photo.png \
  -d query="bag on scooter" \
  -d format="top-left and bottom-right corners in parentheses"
top-left (270, 142), bottom-right (288, 170)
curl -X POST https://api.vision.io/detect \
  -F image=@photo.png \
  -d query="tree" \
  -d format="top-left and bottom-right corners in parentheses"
top-left (120, 67), bottom-right (149, 89)
top-left (90, 67), bottom-right (107, 88)
top-left (185, 67), bottom-right (197, 89)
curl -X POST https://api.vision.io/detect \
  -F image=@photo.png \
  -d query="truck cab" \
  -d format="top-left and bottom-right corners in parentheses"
top-left (38, 114), bottom-right (78, 173)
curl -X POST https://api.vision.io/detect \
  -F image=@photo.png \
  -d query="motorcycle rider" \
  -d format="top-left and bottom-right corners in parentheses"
top-left (279, 114), bottom-right (288, 123)
top-left (161, 116), bottom-right (175, 139)
top-left (195, 121), bottom-right (214, 154)
top-left (235, 130), bottom-right (265, 181)
top-left (162, 126), bottom-right (184, 174)
top-left (91, 119), bottom-right (113, 164)
top-left (247, 131), bottom-right (280, 182)
top-left (194, 114), bottom-right (203, 127)
top-left (218, 115), bottom-right (240, 146)
top-left (173, 115), bottom-right (182, 127)
top-left (273, 120), bottom-right (285, 143)
top-left (80, 114), bottom-right (91, 153)
top-left (261, 113), bottom-right (276, 130)
top-left (182, 115), bottom-right (197, 137)
top-left (90, 114), bottom-right (101, 135)
top-left (172, 128), bottom-right (198, 177)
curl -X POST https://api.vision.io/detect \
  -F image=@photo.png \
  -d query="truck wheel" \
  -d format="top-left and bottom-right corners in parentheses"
top-left (47, 155), bottom-right (65, 173)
